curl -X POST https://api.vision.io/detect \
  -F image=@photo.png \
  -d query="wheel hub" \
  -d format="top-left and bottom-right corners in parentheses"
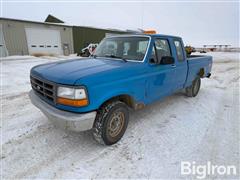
top-left (108, 111), bottom-right (124, 137)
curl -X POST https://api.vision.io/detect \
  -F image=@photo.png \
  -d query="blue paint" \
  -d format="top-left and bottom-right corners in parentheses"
top-left (30, 34), bottom-right (212, 113)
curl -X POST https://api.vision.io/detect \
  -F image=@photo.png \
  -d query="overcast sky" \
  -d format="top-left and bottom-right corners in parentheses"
top-left (2, 1), bottom-right (239, 47)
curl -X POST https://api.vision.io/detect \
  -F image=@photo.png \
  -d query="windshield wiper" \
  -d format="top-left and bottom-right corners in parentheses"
top-left (104, 55), bottom-right (127, 62)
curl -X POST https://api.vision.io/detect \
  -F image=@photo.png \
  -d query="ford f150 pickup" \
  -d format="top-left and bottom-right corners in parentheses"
top-left (29, 34), bottom-right (212, 145)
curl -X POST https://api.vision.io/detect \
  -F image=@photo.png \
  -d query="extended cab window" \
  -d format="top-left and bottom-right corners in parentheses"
top-left (154, 39), bottom-right (171, 60)
top-left (174, 40), bottom-right (184, 61)
top-left (94, 36), bottom-right (149, 61)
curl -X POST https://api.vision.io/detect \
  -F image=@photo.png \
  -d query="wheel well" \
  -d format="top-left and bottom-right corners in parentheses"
top-left (198, 68), bottom-right (205, 78)
top-left (101, 95), bottom-right (136, 109)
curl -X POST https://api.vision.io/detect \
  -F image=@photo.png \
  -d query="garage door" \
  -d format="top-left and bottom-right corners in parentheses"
top-left (0, 24), bottom-right (8, 57)
top-left (25, 28), bottom-right (62, 55)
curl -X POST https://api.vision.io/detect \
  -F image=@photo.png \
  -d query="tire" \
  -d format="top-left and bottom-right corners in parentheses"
top-left (186, 77), bottom-right (201, 97)
top-left (92, 101), bottom-right (129, 145)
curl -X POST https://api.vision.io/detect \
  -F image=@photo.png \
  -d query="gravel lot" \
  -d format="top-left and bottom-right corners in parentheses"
top-left (1, 52), bottom-right (239, 179)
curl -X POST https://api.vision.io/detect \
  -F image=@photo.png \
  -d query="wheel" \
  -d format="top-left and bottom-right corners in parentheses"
top-left (92, 101), bottom-right (129, 145)
top-left (186, 77), bottom-right (201, 97)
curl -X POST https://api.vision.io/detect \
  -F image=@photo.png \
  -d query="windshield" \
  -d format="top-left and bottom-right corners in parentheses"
top-left (93, 36), bottom-right (149, 61)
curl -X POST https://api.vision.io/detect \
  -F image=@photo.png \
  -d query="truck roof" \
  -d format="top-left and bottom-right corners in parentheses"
top-left (107, 33), bottom-right (182, 39)
top-left (149, 34), bottom-right (182, 39)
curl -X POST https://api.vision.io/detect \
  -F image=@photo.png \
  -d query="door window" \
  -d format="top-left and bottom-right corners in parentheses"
top-left (174, 40), bottom-right (184, 61)
top-left (154, 39), bottom-right (171, 60)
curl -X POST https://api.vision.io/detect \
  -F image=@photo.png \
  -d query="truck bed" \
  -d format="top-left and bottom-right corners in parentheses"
top-left (187, 55), bottom-right (211, 60)
top-left (185, 55), bottom-right (213, 87)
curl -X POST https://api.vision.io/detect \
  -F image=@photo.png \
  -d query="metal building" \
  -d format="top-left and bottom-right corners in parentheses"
top-left (0, 23), bottom-right (8, 57)
top-left (0, 17), bottom-right (74, 56)
top-left (0, 16), bottom-right (127, 57)
top-left (72, 26), bottom-right (126, 53)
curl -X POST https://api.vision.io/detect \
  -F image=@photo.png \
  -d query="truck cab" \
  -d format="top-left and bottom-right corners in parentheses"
top-left (145, 35), bottom-right (188, 102)
top-left (29, 34), bottom-right (212, 145)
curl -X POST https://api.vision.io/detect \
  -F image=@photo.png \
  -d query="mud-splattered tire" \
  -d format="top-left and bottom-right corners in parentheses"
top-left (186, 77), bottom-right (201, 97)
top-left (92, 101), bottom-right (129, 145)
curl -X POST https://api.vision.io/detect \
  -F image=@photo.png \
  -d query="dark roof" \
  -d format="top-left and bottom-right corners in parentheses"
top-left (73, 25), bottom-right (126, 32)
top-left (0, 17), bottom-right (71, 27)
top-left (45, 14), bottom-right (64, 23)
top-left (0, 17), bottom-right (126, 32)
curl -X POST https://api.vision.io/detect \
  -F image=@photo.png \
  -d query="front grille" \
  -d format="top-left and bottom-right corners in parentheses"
top-left (30, 76), bottom-right (56, 103)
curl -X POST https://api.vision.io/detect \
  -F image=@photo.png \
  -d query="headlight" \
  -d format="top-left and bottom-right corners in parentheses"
top-left (57, 86), bottom-right (88, 107)
top-left (57, 87), bottom-right (86, 99)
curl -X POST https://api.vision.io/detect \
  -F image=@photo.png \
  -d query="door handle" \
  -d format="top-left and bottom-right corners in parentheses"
top-left (171, 64), bottom-right (176, 68)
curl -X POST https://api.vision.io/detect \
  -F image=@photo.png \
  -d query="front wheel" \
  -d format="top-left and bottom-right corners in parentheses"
top-left (186, 77), bottom-right (201, 97)
top-left (92, 101), bottom-right (129, 145)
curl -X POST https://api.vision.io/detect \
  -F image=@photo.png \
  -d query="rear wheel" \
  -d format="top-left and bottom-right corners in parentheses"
top-left (92, 101), bottom-right (129, 145)
top-left (186, 77), bottom-right (201, 97)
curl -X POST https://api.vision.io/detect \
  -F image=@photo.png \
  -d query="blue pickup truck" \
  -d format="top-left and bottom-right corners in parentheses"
top-left (29, 34), bottom-right (212, 145)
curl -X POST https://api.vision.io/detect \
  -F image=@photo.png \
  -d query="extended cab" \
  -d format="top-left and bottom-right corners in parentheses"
top-left (29, 34), bottom-right (212, 145)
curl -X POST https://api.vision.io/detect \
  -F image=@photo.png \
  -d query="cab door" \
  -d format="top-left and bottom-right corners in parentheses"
top-left (146, 38), bottom-right (176, 103)
top-left (172, 39), bottom-right (188, 90)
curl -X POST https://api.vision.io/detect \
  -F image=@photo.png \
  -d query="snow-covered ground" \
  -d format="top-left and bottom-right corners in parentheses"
top-left (1, 52), bottom-right (239, 179)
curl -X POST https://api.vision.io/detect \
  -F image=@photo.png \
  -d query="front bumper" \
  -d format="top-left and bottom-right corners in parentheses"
top-left (29, 90), bottom-right (96, 132)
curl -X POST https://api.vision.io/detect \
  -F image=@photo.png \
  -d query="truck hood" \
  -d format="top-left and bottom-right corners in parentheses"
top-left (31, 58), bottom-right (144, 85)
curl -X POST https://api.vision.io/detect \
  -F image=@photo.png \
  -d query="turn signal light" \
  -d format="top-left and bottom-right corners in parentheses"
top-left (57, 97), bottom-right (88, 107)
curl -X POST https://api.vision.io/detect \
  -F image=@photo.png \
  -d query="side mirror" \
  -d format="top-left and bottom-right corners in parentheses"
top-left (160, 56), bottom-right (174, 65)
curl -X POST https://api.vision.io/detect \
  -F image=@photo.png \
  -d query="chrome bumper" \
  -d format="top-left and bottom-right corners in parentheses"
top-left (29, 90), bottom-right (96, 132)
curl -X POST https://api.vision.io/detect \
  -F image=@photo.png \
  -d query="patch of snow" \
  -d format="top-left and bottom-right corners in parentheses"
top-left (0, 54), bottom-right (81, 61)
top-left (0, 55), bottom-right (36, 61)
